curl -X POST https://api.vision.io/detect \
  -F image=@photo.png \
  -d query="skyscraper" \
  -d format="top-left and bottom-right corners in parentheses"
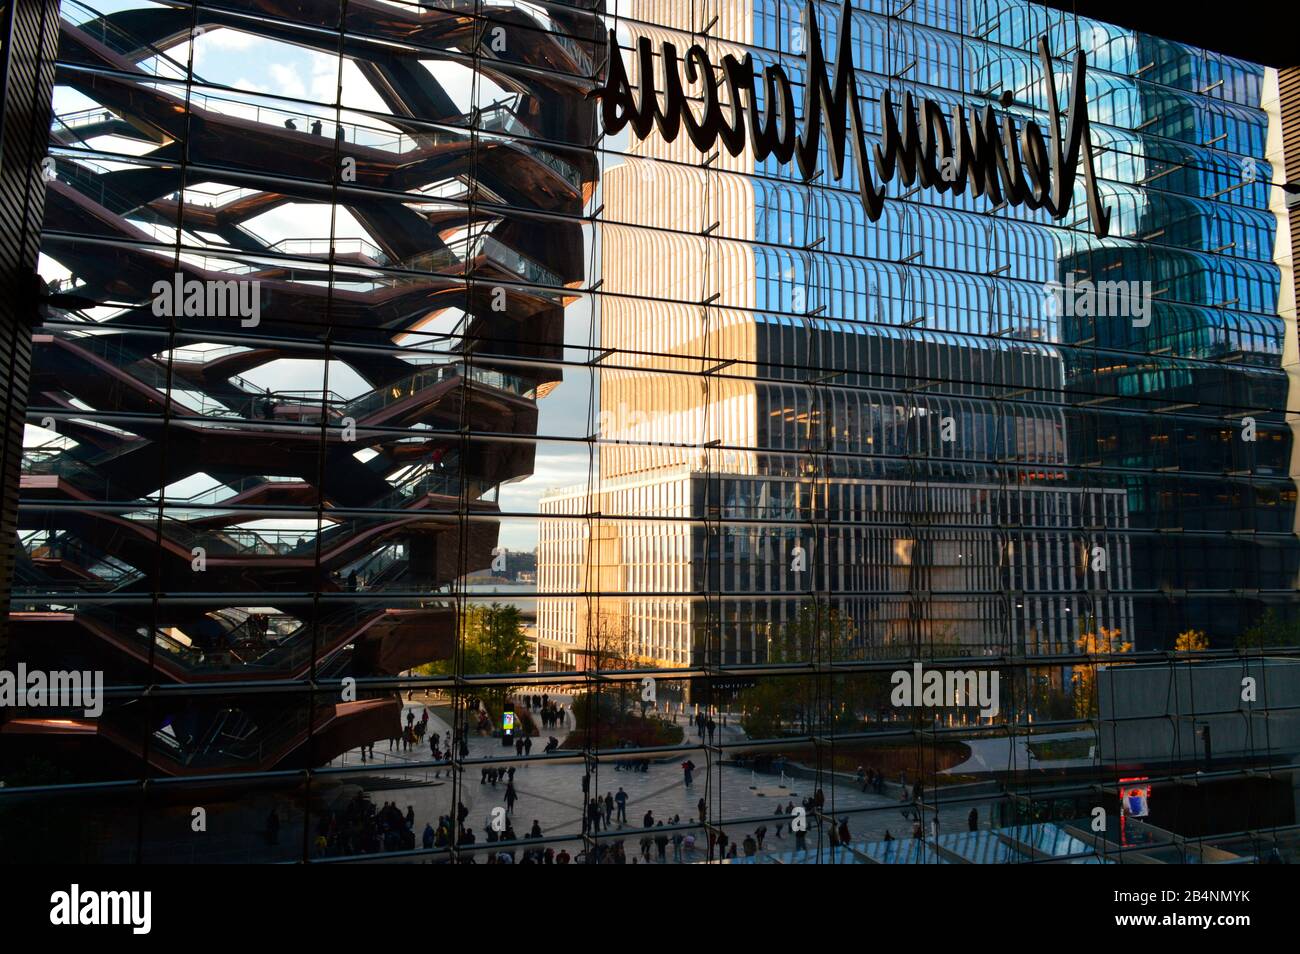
top-left (538, 0), bottom-right (1137, 675)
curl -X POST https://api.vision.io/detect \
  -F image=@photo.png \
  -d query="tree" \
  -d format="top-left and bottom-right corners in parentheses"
top-left (464, 603), bottom-right (531, 677)
top-left (583, 616), bottom-right (646, 718)
top-left (1174, 629), bottom-right (1209, 654)
top-left (1071, 624), bottom-right (1131, 719)
top-left (585, 615), bottom-right (636, 671)
top-left (570, 618), bottom-right (682, 748)
top-left (1236, 608), bottom-right (1300, 650)
top-left (421, 603), bottom-right (530, 712)
top-left (739, 601), bottom-right (886, 738)
top-left (1022, 670), bottom-right (1074, 722)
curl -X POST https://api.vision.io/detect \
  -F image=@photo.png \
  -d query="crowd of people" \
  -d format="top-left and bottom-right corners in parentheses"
top-left (329, 696), bottom-right (954, 863)
top-left (692, 712), bottom-right (717, 742)
top-left (855, 764), bottom-right (889, 795)
top-left (299, 785), bottom-right (792, 863)
top-left (388, 706), bottom-right (430, 753)
top-left (311, 793), bottom-right (418, 857)
top-left (612, 740), bottom-right (651, 772)
top-left (520, 693), bottom-right (568, 732)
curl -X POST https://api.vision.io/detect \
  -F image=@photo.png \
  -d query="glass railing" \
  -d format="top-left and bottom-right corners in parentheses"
top-left (405, 232), bottom-right (563, 287)
top-left (186, 90), bottom-right (415, 152)
top-left (477, 100), bottom-right (529, 137)
top-left (122, 86), bottom-right (579, 191)
top-left (465, 363), bottom-right (533, 397)
top-left (270, 236), bottom-right (388, 264)
top-left (545, 27), bottom-right (592, 74)
top-left (343, 541), bottom-right (406, 584)
top-left (145, 359), bottom-right (526, 426)
top-left (46, 152), bottom-right (142, 214)
top-left (68, 606), bottom-right (210, 670)
top-left (477, 233), bottom-right (564, 287)
top-left (147, 705), bottom-right (313, 769)
top-left (22, 449), bottom-right (109, 492)
top-left (168, 343), bottom-right (254, 365)
top-left (61, 0), bottom-right (191, 81)
top-left (29, 343), bottom-right (529, 440)
top-left (160, 474), bottom-right (300, 508)
top-left (510, 139), bottom-right (581, 189)
top-left (17, 532), bottom-right (144, 592)
top-left (341, 364), bottom-right (458, 420)
top-left (26, 603), bottom-right (386, 681)
top-left (52, 106), bottom-right (126, 131)
top-left (416, 1), bottom-right (591, 74)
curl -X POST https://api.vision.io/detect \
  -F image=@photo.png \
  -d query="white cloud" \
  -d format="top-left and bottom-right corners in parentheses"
top-left (202, 28), bottom-right (259, 52)
top-left (338, 60), bottom-right (392, 115)
top-left (268, 62), bottom-right (307, 100)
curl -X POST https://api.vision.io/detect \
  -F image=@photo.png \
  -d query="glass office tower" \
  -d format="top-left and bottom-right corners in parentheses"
top-left (2, 0), bottom-right (1298, 864)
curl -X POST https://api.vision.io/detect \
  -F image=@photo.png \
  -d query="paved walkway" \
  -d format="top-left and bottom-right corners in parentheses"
top-left (944, 730), bottom-right (1099, 775)
top-left (323, 700), bottom-right (1002, 860)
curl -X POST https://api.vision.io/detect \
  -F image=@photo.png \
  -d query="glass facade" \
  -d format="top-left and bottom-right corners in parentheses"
top-left (3, 0), bottom-right (1299, 865)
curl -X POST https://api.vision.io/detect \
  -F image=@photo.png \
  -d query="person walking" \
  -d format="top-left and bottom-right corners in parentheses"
top-left (681, 758), bottom-right (695, 787)
top-left (615, 787), bottom-right (628, 824)
top-left (504, 781), bottom-right (518, 816)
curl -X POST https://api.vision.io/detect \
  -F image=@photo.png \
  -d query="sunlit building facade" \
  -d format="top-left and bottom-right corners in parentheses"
top-left (537, 0), bottom-right (1143, 671)
top-left (1, 0), bottom-right (1299, 864)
